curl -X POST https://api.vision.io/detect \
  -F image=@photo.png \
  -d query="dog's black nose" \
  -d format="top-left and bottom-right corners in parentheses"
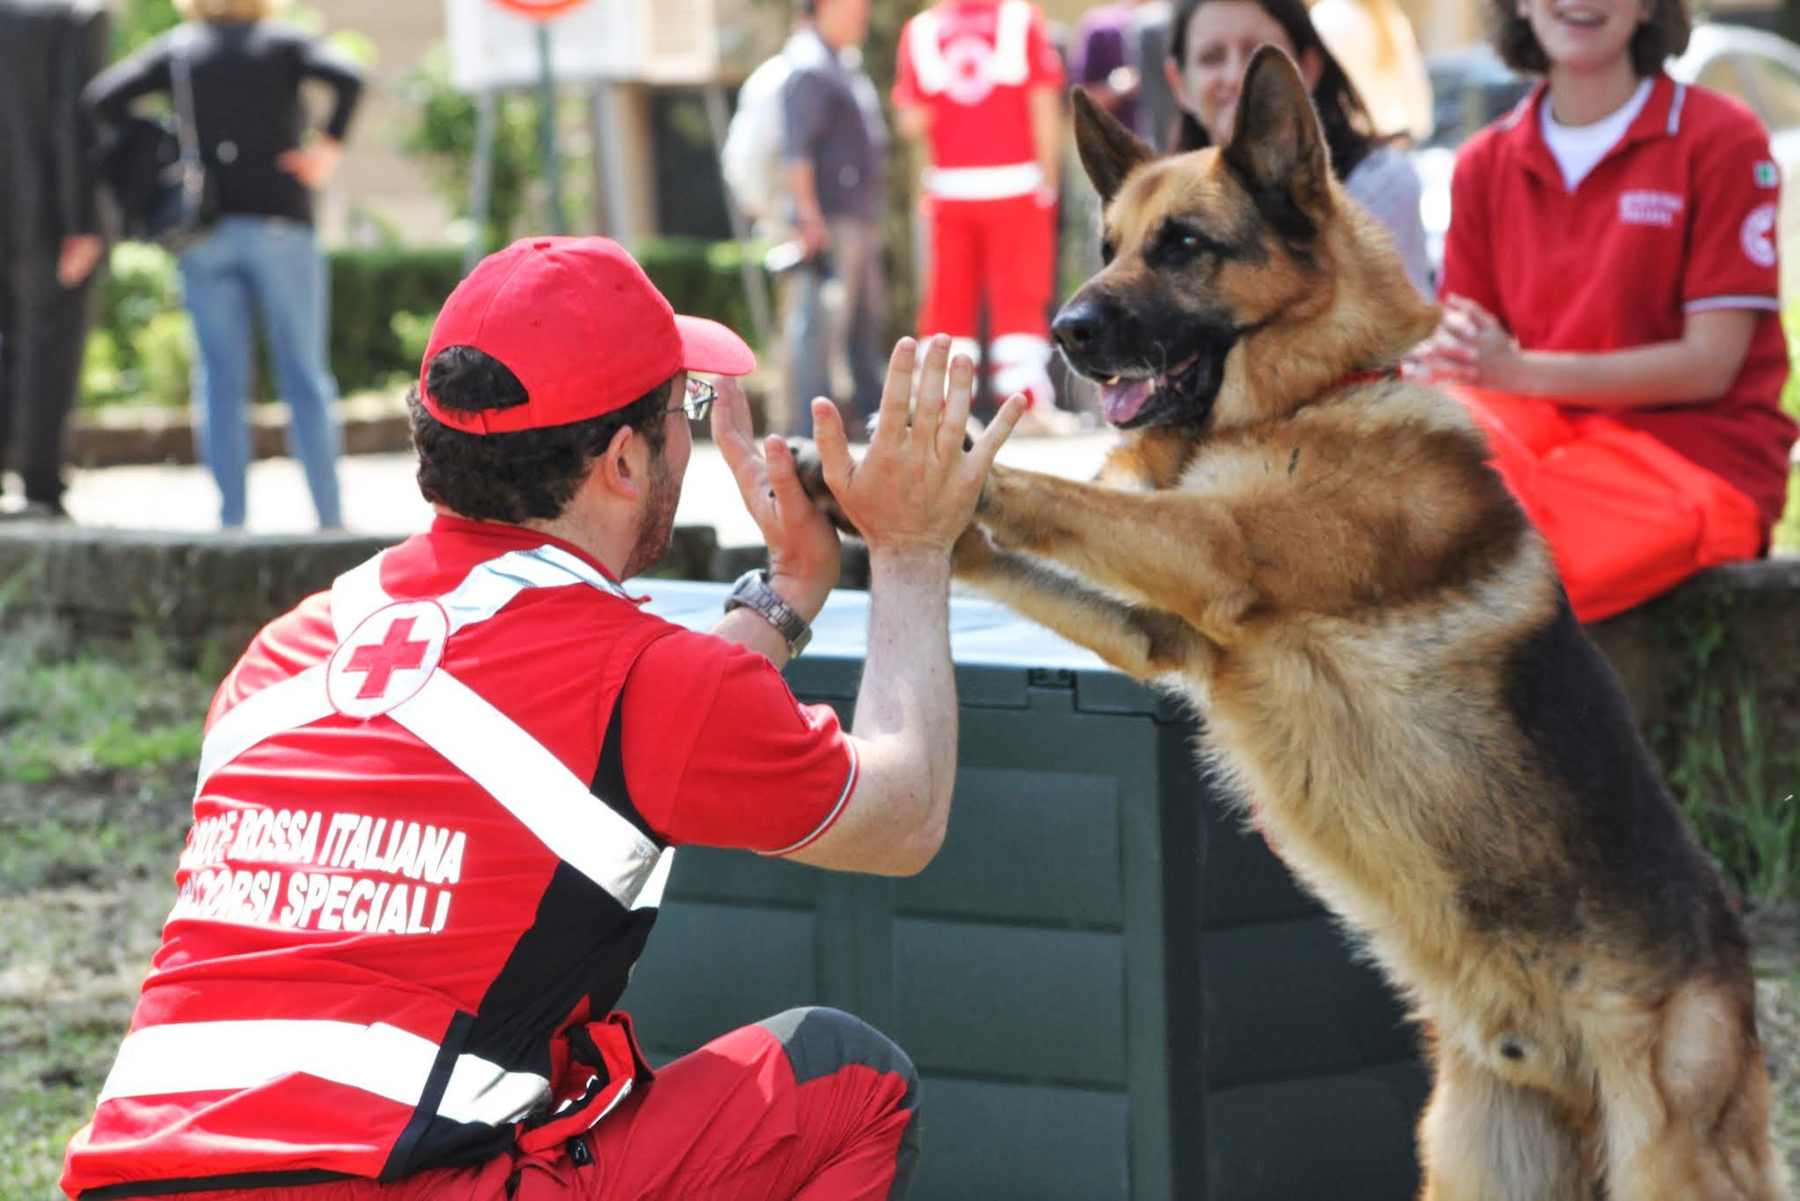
top-left (1052, 303), bottom-right (1102, 354)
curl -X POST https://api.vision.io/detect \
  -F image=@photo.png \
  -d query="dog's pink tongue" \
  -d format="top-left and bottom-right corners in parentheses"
top-left (1100, 378), bottom-right (1154, 425)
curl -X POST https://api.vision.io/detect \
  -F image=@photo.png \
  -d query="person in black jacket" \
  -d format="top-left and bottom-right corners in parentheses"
top-left (85, 0), bottom-right (362, 529)
top-left (0, 0), bottom-right (108, 521)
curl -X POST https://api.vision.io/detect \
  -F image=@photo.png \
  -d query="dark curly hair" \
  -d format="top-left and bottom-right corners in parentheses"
top-left (1166, 0), bottom-right (1382, 178)
top-left (1491, 0), bottom-right (1690, 77)
top-left (410, 345), bottom-right (673, 525)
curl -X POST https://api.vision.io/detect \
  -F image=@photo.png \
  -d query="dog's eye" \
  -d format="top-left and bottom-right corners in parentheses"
top-left (1100, 240), bottom-right (1116, 265)
top-left (1155, 223), bottom-right (1216, 264)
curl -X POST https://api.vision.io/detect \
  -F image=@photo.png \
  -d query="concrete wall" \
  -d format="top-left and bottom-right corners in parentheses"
top-left (1, 524), bottom-right (1792, 767)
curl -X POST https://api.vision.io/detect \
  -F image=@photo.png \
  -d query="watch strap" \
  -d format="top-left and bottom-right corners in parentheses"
top-left (724, 569), bottom-right (813, 657)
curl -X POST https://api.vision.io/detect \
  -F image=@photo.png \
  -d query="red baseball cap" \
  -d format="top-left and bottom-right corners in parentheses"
top-left (419, 236), bottom-right (756, 435)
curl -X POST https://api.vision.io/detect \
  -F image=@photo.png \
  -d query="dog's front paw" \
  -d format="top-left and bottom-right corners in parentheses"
top-left (951, 524), bottom-right (996, 577)
top-left (785, 438), bottom-right (861, 538)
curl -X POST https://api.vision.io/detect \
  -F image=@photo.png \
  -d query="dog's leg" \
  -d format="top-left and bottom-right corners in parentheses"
top-left (974, 465), bottom-right (1271, 645)
top-left (1417, 1045), bottom-right (1590, 1201)
top-left (1593, 978), bottom-right (1787, 1200)
top-left (952, 527), bottom-right (1205, 682)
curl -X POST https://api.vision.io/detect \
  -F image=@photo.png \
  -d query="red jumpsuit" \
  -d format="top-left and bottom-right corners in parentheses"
top-left (894, 0), bottom-right (1067, 414)
top-left (63, 519), bottom-right (917, 1200)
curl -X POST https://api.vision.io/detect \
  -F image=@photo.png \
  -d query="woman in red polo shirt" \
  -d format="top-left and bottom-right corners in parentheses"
top-left (1413, 0), bottom-right (1798, 622)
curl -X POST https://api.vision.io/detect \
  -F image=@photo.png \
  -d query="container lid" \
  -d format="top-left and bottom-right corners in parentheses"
top-left (639, 579), bottom-right (1174, 716)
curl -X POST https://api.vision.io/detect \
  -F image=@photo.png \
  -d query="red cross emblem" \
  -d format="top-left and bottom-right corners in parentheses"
top-left (327, 601), bottom-right (450, 719)
top-left (346, 617), bottom-right (431, 698)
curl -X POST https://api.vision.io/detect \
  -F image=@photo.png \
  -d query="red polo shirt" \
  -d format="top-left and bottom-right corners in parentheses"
top-left (1441, 73), bottom-right (1798, 528)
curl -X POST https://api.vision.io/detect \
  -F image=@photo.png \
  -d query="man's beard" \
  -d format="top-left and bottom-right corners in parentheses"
top-left (620, 452), bottom-right (680, 579)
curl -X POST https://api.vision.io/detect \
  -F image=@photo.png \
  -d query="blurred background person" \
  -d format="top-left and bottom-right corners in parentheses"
top-left (780, 0), bottom-right (888, 438)
top-left (1070, 0), bottom-right (1150, 140)
top-left (894, 0), bottom-right (1080, 435)
top-left (1309, 0), bottom-right (1434, 144)
top-left (0, 0), bottom-right (107, 522)
top-left (85, 0), bottom-right (362, 530)
top-left (1165, 0), bottom-right (1432, 294)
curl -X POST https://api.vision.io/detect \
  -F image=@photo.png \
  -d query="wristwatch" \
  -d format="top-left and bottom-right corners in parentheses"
top-left (724, 569), bottom-right (813, 658)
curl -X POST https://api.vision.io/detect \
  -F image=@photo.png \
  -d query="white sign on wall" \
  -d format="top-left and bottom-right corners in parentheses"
top-left (445, 0), bottom-right (719, 92)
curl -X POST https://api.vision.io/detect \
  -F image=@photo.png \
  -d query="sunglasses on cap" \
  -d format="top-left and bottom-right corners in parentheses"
top-left (664, 376), bottom-right (718, 422)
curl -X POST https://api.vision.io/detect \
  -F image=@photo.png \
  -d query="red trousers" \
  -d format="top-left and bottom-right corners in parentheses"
top-left (1449, 385), bottom-right (1765, 622)
top-left (147, 1009), bottom-right (919, 1201)
top-left (917, 192), bottom-right (1055, 345)
top-left (918, 193), bottom-right (1059, 409)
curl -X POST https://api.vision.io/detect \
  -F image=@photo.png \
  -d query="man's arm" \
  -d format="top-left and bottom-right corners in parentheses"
top-left (781, 67), bottom-right (832, 254)
top-left (785, 159), bottom-right (830, 255)
top-left (788, 548), bottom-right (956, 874)
top-left (709, 339), bottom-right (1023, 874)
top-left (784, 337), bottom-right (1024, 875)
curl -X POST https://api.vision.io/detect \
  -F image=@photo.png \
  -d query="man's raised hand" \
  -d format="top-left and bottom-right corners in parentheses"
top-left (711, 374), bottom-right (841, 615)
top-left (810, 335), bottom-right (1025, 556)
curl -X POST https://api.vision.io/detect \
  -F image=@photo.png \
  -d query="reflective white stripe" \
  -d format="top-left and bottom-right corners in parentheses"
top-left (100, 1019), bottom-right (437, 1107)
top-left (906, 7), bottom-right (945, 93)
top-left (994, 0), bottom-right (1031, 84)
top-left (923, 162), bottom-right (1042, 200)
top-left (391, 671), bottom-right (668, 908)
top-left (100, 1019), bottom-right (555, 1129)
top-left (332, 553), bottom-right (393, 641)
top-left (906, 0), bottom-right (1029, 95)
top-left (1685, 294), bottom-right (1780, 313)
top-left (635, 843), bottom-right (676, 911)
top-left (763, 742), bottom-right (859, 857)
top-left (194, 665), bottom-right (331, 793)
top-left (1668, 83), bottom-right (1687, 135)
top-left (989, 332), bottom-right (1051, 364)
top-left (332, 544), bottom-right (627, 645)
top-left (437, 546), bottom-right (630, 636)
top-left (440, 1051), bottom-right (552, 1126)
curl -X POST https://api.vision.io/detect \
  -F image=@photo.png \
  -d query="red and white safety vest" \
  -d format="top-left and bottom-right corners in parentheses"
top-left (64, 529), bottom-right (682, 1197)
top-left (899, 0), bottom-right (1048, 200)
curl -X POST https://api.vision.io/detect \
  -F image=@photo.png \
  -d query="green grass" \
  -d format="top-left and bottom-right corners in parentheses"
top-left (0, 628), bottom-right (209, 789)
top-left (0, 629), bottom-right (206, 1195)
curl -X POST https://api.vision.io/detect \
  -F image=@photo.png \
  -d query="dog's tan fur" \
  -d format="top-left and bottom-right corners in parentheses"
top-left (948, 50), bottom-right (1782, 1200)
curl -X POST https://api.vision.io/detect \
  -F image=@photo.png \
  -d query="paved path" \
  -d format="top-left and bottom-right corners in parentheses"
top-left (56, 430), bottom-right (1121, 547)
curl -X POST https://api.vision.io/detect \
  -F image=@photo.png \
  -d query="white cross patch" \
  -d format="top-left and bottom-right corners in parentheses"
top-left (326, 601), bottom-right (450, 720)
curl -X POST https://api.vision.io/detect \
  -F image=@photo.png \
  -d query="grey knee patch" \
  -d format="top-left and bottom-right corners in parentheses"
top-left (757, 1007), bottom-right (918, 1106)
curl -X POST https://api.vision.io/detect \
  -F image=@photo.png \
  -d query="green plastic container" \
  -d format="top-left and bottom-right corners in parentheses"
top-left (623, 581), bottom-right (1427, 1199)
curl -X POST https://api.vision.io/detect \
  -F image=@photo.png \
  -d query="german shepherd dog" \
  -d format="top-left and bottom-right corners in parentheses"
top-left (810, 47), bottom-right (1786, 1199)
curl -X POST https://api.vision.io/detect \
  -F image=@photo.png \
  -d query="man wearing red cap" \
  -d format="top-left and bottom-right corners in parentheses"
top-left (62, 236), bottom-right (1023, 1200)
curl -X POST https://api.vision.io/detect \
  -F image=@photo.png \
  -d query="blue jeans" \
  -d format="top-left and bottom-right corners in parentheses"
top-left (178, 215), bottom-right (342, 527)
top-left (781, 216), bottom-right (886, 437)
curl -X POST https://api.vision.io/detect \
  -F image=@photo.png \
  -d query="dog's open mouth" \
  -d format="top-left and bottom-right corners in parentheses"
top-left (1096, 353), bottom-right (1202, 426)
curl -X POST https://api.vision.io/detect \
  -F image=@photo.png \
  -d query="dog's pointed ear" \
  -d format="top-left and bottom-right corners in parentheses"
top-left (1074, 86), bottom-right (1153, 205)
top-left (1221, 47), bottom-right (1333, 237)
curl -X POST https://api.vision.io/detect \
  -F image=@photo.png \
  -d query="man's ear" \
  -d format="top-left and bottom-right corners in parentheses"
top-left (1074, 86), bottom-right (1154, 206)
top-left (596, 423), bottom-right (646, 502)
top-left (1221, 46), bottom-right (1333, 239)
